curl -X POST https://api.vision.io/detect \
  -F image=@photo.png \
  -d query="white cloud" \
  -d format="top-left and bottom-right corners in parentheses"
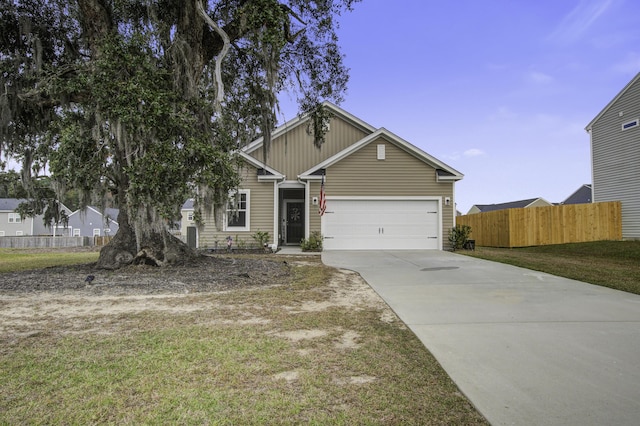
top-left (547, 0), bottom-right (615, 44)
top-left (463, 149), bottom-right (485, 157)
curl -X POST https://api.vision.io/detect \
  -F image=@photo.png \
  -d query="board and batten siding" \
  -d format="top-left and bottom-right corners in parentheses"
top-left (309, 138), bottom-right (456, 236)
top-left (248, 114), bottom-right (370, 179)
top-left (590, 75), bottom-right (640, 239)
top-left (199, 164), bottom-right (276, 249)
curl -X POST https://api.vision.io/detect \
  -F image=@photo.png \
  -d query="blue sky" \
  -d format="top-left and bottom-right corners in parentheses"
top-left (278, 0), bottom-right (640, 213)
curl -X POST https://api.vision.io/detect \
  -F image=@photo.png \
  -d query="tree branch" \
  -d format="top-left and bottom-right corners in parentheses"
top-left (196, 0), bottom-right (230, 113)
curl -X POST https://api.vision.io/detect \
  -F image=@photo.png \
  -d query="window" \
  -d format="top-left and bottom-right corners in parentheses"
top-left (73, 229), bottom-right (80, 236)
top-left (93, 228), bottom-right (101, 236)
top-left (187, 212), bottom-right (194, 221)
top-left (225, 190), bottom-right (250, 231)
top-left (622, 118), bottom-right (638, 131)
top-left (0, 231), bottom-right (4, 237)
top-left (8, 213), bottom-right (21, 223)
top-left (15, 231), bottom-right (23, 236)
top-left (104, 228), bottom-right (111, 235)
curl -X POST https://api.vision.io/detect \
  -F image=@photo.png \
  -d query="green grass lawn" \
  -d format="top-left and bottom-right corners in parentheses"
top-left (460, 240), bottom-right (640, 295)
top-left (0, 248), bottom-right (99, 273)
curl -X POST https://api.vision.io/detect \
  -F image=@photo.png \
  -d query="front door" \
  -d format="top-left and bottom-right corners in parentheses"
top-left (285, 201), bottom-right (304, 244)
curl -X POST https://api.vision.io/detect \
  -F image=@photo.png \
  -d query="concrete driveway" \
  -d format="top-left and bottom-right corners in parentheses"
top-left (322, 250), bottom-right (640, 426)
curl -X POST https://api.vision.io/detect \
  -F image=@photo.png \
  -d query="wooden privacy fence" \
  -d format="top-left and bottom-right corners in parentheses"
top-left (456, 201), bottom-right (622, 248)
top-left (0, 236), bottom-right (113, 248)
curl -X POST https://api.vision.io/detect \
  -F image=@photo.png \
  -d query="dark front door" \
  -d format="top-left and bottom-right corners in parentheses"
top-left (286, 202), bottom-right (304, 244)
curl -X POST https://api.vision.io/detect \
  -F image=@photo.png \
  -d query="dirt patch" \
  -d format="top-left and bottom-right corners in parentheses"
top-left (0, 253), bottom-right (399, 340)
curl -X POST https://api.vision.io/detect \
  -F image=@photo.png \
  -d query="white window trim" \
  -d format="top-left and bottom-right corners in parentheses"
top-left (93, 228), bottom-right (101, 236)
top-left (224, 189), bottom-right (250, 232)
top-left (621, 118), bottom-right (639, 131)
top-left (15, 231), bottom-right (23, 236)
top-left (8, 213), bottom-right (21, 223)
top-left (73, 229), bottom-right (80, 236)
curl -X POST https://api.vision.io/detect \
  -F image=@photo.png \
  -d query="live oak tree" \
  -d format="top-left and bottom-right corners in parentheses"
top-left (0, 0), bottom-right (356, 268)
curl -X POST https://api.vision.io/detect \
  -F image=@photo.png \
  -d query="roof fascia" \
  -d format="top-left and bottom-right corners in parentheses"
top-left (237, 151), bottom-right (285, 180)
top-left (586, 72), bottom-right (640, 131)
top-left (299, 128), bottom-right (464, 180)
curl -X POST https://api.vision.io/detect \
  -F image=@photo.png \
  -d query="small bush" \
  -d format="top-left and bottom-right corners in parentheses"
top-left (300, 231), bottom-right (323, 252)
top-left (251, 230), bottom-right (270, 248)
top-left (448, 224), bottom-right (472, 251)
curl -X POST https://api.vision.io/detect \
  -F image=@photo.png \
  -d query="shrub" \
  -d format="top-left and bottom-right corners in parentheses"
top-left (300, 231), bottom-right (323, 252)
top-left (251, 230), bottom-right (270, 248)
top-left (448, 224), bottom-right (472, 251)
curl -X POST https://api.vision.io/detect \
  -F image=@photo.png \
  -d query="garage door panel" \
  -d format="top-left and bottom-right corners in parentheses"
top-left (323, 199), bottom-right (440, 250)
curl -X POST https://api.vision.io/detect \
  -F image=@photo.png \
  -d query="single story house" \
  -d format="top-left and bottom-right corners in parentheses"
top-left (586, 72), bottom-right (640, 239)
top-left (198, 102), bottom-right (464, 250)
top-left (466, 198), bottom-right (552, 215)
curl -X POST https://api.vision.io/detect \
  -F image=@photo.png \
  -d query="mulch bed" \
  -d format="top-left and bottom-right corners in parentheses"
top-left (0, 254), bottom-right (291, 296)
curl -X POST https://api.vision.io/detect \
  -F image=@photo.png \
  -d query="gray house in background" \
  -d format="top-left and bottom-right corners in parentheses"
top-left (0, 198), bottom-right (73, 236)
top-left (67, 206), bottom-right (119, 237)
top-left (562, 184), bottom-right (592, 205)
top-left (586, 72), bottom-right (640, 239)
top-left (466, 198), bottom-right (553, 215)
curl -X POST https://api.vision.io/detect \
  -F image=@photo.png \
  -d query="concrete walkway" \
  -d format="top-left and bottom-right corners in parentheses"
top-left (322, 250), bottom-right (640, 426)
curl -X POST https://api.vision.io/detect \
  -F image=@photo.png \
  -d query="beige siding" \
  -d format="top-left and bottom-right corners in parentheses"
top-left (199, 164), bottom-right (276, 249)
top-left (591, 77), bottom-right (640, 239)
top-left (313, 138), bottom-right (456, 237)
top-left (249, 115), bottom-right (370, 178)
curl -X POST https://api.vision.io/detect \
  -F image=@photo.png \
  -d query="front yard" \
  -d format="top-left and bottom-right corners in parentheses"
top-left (460, 240), bottom-right (640, 295)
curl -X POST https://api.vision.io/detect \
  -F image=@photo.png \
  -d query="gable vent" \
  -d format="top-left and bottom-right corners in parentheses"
top-left (622, 118), bottom-right (638, 131)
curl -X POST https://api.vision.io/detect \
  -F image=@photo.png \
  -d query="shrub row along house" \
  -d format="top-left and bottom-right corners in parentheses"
top-left (0, 199), bottom-right (119, 238)
top-left (187, 102), bottom-right (463, 251)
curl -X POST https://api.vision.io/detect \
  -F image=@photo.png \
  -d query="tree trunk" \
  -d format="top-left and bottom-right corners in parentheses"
top-left (96, 207), bottom-right (196, 270)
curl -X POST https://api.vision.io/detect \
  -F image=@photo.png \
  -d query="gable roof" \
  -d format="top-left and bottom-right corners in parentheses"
top-left (242, 101), bottom-right (377, 156)
top-left (237, 151), bottom-right (285, 181)
top-left (562, 184), bottom-right (592, 205)
top-left (0, 198), bottom-right (27, 211)
top-left (472, 198), bottom-right (551, 213)
top-left (586, 72), bottom-right (640, 131)
top-left (298, 127), bottom-right (464, 181)
top-left (68, 206), bottom-right (119, 224)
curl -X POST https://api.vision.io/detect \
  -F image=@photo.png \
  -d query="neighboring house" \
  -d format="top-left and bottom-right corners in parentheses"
top-left (562, 184), bottom-right (592, 205)
top-left (180, 199), bottom-right (198, 249)
top-left (0, 198), bottom-right (73, 236)
top-left (67, 206), bottom-right (119, 237)
top-left (466, 198), bottom-right (553, 215)
top-left (586, 72), bottom-right (640, 239)
top-left (198, 102), bottom-right (464, 250)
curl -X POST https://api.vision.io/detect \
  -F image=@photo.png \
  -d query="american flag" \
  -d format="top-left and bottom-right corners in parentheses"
top-left (319, 174), bottom-right (327, 216)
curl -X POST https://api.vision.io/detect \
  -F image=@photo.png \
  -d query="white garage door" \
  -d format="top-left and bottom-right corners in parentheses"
top-left (322, 199), bottom-right (440, 250)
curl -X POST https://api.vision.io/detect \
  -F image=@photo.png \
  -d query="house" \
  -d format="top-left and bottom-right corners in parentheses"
top-left (586, 72), bottom-right (640, 239)
top-left (198, 102), bottom-right (464, 250)
top-left (466, 198), bottom-right (553, 215)
top-left (0, 198), bottom-right (73, 236)
top-left (561, 184), bottom-right (592, 205)
top-left (66, 206), bottom-right (119, 237)
top-left (180, 199), bottom-right (198, 248)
